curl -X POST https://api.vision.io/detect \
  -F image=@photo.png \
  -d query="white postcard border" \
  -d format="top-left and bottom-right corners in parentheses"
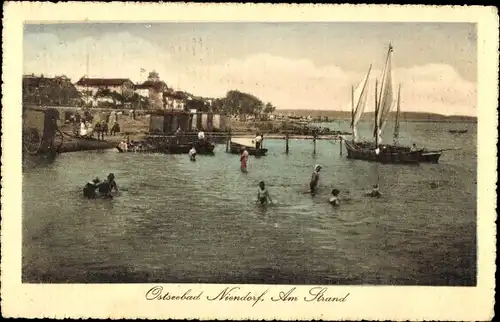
top-left (1, 3), bottom-right (497, 320)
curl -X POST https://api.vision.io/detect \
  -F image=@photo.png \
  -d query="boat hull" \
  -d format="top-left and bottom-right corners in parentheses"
top-left (229, 143), bottom-right (268, 156)
top-left (419, 151), bottom-right (441, 163)
top-left (344, 141), bottom-right (420, 164)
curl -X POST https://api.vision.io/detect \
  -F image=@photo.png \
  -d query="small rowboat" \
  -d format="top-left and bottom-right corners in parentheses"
top-left (229, 137), bottom-right (268, 156)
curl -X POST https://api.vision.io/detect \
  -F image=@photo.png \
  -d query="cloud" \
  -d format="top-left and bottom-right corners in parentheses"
top-left (24, 32), bottom-right (174, 82)
top-left (23, 34), bottom-right (476, 116)
top-left (177, 54), bottom-right (476, 116)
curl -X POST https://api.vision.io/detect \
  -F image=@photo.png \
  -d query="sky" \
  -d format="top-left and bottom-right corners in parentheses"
top-left (23, 22), bottom-right (477, 116)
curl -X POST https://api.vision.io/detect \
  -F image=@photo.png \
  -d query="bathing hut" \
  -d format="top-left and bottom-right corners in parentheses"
top-left (148, 109), bottom-right (191, 134)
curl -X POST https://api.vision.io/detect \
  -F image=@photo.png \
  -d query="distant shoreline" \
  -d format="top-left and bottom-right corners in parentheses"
top-left (277, 109), bottom-right (477, 123)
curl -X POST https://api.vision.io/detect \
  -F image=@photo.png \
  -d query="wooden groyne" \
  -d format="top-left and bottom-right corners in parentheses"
top-left (57, 134), bottom-right (118, 153)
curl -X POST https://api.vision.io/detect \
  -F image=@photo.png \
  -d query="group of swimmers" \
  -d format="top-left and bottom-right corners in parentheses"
top-left (255, 164), bottom-right (382, 207)
top-left (83, 173), bottom-right (119, 199)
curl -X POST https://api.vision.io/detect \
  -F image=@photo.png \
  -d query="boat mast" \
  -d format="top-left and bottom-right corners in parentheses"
top-left (86, 52), bottom-right (89, 107)
top-left (374, 79), bottom-right (379, 147)
top-left (351, 85), bottom-right (355, 142)
top-left (393, 84), bottom-right (401, 144)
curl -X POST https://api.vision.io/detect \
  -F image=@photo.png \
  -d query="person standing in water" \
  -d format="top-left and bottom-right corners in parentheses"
top-left (310, 164), bottom-right (322, 195)
top-left (240, 147), bottom-right (249, 173)
top-left (256, 181), bottom-right (273, 204)
top-left (189, 145), bottom-right (197, 161)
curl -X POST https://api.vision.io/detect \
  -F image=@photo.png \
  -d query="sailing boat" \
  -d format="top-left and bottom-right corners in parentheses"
top-left (344, 44), bottom-right (421, 164)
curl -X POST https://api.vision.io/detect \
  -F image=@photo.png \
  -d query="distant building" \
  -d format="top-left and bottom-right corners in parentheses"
top-left (134, 80), bottom-right (168, 109)
top-left (164, 90), bottom-right (187, 111)
top-left (75, 77), bottom-right (135, 97)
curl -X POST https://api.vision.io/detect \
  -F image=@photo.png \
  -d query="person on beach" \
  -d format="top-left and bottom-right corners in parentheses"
top-left (189, 145), bottom-right (197, 161)
top-left (366, 184), bottom-right (381, 198)
top-left (101, 122), bottom-right (109, 137)
top-left (83, 177), bottom-right (100, 199)
top-left (79, 120), bottom-right (87, 137)
top-left (94, 122), bottom-right (102, 140)
top-left (98, 173), bottom-right (119, 198)
top-left (240, 147), bottom-right (249, 173)
top-left (309, 164), bottom-right (322, 195)
top-left (410, 143), bottom-right (418, 152)
top-left (85, 121), bottom-right (93, 138)
top-left (110, 122), bottom-right (120, 136)
top-left (256, 181), bottom-right (273, 205)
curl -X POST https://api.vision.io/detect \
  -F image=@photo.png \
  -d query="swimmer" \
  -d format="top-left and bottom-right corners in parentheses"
top-left (329, 189), bottom-right (340, 206)
top-left (366, 184), bottom-right (381, 198)
top-left (83, 177), bottom-right (100, 199)
top-left (256, 181), bottom-right (273, 205)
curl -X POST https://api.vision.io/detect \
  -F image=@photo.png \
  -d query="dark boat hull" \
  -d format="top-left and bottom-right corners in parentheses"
top-left (229, 143), bottom-right (268, 156)
top-left (344, 141), bottom-right (421, 164)
top-left (419, 151), bottom-right (441, 163)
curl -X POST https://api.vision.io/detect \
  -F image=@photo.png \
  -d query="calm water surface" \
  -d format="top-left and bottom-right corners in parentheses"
top-left (22, 121), bottom-right (477, 285)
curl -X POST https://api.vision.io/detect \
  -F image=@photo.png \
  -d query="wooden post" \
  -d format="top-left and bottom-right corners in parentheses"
top-left (226, 131), bottom-right (231, 152)
top-left (313, 131), bottom-right (317, 155)
top-left (285, 131), bottom-right (289, 154)
top-left (339, 136), bottom-right (343, 155)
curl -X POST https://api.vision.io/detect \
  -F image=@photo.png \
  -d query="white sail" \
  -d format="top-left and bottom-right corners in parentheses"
top-left (379, 99), bottom-right (396, 134)
top-left (350, 65), bottom-right (372, 142)
top-left (393, 84), bottom-right (401, 142)
top-left (376, 44), bottom-right (394, 144)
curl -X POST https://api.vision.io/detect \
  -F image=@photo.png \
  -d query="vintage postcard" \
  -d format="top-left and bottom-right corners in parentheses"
top-left (1, 2), bottom-right (498, 320)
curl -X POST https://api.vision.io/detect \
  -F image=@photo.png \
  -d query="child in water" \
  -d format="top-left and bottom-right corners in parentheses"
top-left (366, 184), bottom-right (381, 198)
top-left (189, 146), bottom-right (197, 161)
top-left (329, 189), bottom-right (341, 206)
top-left (256, 181), bottom-right (273, 205)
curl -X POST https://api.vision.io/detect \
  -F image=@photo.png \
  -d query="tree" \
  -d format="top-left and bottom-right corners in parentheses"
top-left (263, 102), bottom-right (276, 114)
top-left (147, 70), bottom-right (160, 82)
top-left (95, 88), bottom-right (125, 107)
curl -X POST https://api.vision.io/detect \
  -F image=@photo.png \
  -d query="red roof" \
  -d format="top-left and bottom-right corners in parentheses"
top-left (75, 77), bottom-right (132, 86)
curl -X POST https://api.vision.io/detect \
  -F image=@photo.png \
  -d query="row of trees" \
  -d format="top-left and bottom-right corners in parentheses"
top-left (210, 90), bottom-right (276, 117)
top-left (92, 88), bottom-right (151, 109)
top-left (22, 76), bottom-right (82, 106)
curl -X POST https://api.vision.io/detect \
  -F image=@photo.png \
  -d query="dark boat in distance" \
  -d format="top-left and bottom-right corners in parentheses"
top-left (116, 135), bottom-right (215, 155)
top-left (345, 140), bottom-right (441, 164)
top-left (344, 141), bottom-right (420, 164)
top-left (229, 138), bottom-right (268, 156)
top-left (449, 129), bottom-right (468, 134)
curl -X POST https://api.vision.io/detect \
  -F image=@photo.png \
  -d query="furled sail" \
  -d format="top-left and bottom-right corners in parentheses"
top-left (375, 44), bottom-right (394, 144)
top-left (350, 65), bottom-right (372, 142)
